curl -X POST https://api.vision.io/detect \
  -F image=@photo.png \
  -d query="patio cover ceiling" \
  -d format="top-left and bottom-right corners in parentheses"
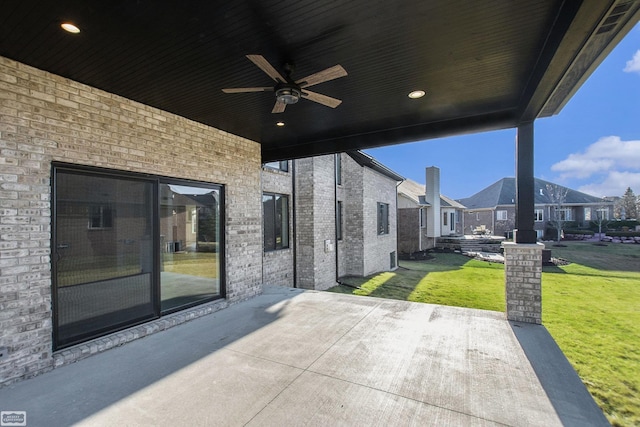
top-left (1, 1), bottom-right (638, 162)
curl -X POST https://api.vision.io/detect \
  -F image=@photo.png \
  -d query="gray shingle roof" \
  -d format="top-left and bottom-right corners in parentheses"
top-left (457, 177), bottom-right (606, 209)
top-left (397, 179), bottom-right (464, 208)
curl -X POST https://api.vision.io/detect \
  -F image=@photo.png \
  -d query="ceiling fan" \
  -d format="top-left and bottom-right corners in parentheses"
top-left (222, 55), bottom-right (347, 113)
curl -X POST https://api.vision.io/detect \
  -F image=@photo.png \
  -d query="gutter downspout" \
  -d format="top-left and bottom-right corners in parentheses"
top-left (292, 159), bottom-right (297, 288)
top-left (396, 179), bottom-right (404, 263)
top-left (418, 208), bottom-right (422, 252)
top-left (260, 164), bottom-right (265, 287)
top-left (334, 153), bottom-right (340, 284)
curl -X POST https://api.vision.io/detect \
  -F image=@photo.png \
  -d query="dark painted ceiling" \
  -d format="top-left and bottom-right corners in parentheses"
top-left (1, 1), bottom-right (638, 161)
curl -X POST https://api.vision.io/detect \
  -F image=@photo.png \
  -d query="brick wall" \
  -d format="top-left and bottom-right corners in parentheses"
top-left (362, 167), bottom-right (398, 276)
top-left (463, 209), bottom-right (495, 235)
top-left (341, 154), bottom-right (364, 276)
top-left (503, 242), bottom-right (543, 324)
top-left (294, 156), bottom-right (338, 290)
top-left (398, 208), bottom-right (420, 254)
top-left (0, 57), bottom-right (263, 385)
top-left (261, 164), bottom-right (294, 287)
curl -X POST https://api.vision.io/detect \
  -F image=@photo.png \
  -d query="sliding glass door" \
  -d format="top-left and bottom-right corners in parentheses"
top-left (159, 183), bottom-right (222, 312)
top-left (53, 165), bottom-right (224, 349)
top-left (54, 169), bottom-right (156, 348)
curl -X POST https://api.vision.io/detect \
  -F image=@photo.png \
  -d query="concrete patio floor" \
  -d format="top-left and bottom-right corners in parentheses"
top-left (0, 286), bottom-right (608, 426)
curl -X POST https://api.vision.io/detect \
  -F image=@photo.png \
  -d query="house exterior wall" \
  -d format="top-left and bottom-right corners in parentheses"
top-left (441, 208), bottom-right (459, 236)
top-left (398, 208), bottom-right (420, 254)
top-left (494, 206), bottom-right (517, 237)
top-left (362, 167), bottom-right (398, 276)
top-left (463, 203), bottom-right (615, 239)
top-left (0, 57), bottom-right (263, 385)
top-left (462, 209), bottom-right (496, 235)
top-left (340, 154), bottom-right (365, 277)
top-left (294, 156), bottom-right (337, 290)
top-left (261, 163), bottom-right (294, 287)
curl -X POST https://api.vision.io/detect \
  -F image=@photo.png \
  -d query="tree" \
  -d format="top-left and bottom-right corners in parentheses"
top-left (546, 184), bottom-right (569, 242)
top-left (590, 205), bottom-right (610, 240)
top-left (620, 187), bottom-right (638, 219)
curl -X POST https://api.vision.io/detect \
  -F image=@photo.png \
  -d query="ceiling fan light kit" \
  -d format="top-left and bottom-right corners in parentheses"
top-left (222, 55), bottom-right (347, 113)
top-left (275, 85), bottom-right (302, 104)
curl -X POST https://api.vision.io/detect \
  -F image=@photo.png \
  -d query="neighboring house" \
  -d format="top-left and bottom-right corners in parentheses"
top-left (397, 166), bottom-right (465, 254)
top-left (262, 151), bottom-right (403, 290)
top-left (458, 178), bottom-right (615, 239)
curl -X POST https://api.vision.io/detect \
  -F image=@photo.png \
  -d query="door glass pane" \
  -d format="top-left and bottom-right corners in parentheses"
top-left (160, 183), bottom-right (221, 312)
top-left (54, 171), bottom-right (155, 348)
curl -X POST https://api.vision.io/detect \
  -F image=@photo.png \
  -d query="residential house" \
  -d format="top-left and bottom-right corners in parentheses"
top-left (262, 151), bottom-right (403, 291)
top-left (458, 178), bottom-right (615, 239)
top-left (1, 1), bottom-right (635, 386)
top-left (397, 167), bottom-right (465, 254)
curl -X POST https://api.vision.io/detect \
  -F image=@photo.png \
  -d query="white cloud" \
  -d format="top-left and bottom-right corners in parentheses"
top-left (551, 136), bottom-right (640, 197)
top-left (623, 50), bottom-right (640, 74)
top-left (578, 171), bottom-right (640, 197)
top-left (551, 136), bottom-right (640, 179)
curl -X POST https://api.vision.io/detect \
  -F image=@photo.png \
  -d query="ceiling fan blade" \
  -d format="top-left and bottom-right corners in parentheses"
top-left (302, 90), bottom-right (342, 108)
top-left (272, 100), bottom-right (286, 113)
top-left (247, 55), bottom-right (286, 83)
top-left (222, 87), bottom-right (273, 93)
top-left (296, 65), bottom-right (347, 88)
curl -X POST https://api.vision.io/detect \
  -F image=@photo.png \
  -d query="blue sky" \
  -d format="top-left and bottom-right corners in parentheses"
top-left (365, 23), bottom-right (640, 200)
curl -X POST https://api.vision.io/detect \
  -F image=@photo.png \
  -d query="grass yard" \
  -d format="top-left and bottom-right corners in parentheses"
top-left (330, 253), bottom-right (505, 311)
top-left (328, 242), bottom-right (640, 426)
top-left (162, 251), bottom-right (219, 278)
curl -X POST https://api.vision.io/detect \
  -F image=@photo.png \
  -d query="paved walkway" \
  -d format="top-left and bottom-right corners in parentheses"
top-left (0, 286), bottom-right (608, 426)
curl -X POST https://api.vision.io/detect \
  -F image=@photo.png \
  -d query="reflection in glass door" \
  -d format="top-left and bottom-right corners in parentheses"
top-left (159, 183), bottom-right (222, 312)
top-left (54, 169), bottom-right (155, 348)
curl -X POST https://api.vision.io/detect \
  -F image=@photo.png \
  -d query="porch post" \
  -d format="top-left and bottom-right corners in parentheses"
top-left (514, 121), bottom-right (536, 244)
top-left (504, 121), bottom-right (542, 324)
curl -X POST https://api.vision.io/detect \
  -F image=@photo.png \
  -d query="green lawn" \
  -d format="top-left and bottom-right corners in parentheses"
top-left (330, 253), bottom-right (505, 311)
top-left (162, 252), bottom-right (219, 278)
top-left (328, 243), bottom-right (640, 427)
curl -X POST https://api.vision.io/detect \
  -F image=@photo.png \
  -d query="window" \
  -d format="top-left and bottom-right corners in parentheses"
top-left (337, 201), bottom-right (343, 240)
top-left (596, 208), bottom-right (609, 220)
top-left (450, 212), bottom-right (455, 231)
top-left (534, 209), bottom-right (544, 222)
top-left (88, 205), bottom-right (113, 229)
top-left (53, 164), bottom-right (224, 350)
top-left (335, 153), bottom-right (342, 185)
top-left (557, 208), bottom-right (572, 221)
top-left (263, 193), bottom-right (289, 251)
top-left (390, 251), bottom-right (396, 269)
top-left (496, 210), bottom-right (507, 221)
top-left (443, 212), bottom-right (448, 226)
top-left (378, 202), bottom-right (389, 235)
top-left (263, 161), bottom-right (288, 172)
top-left (419, 208), bottom-right (426, 228)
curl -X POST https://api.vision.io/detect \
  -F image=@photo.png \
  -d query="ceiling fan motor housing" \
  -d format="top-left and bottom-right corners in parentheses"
top-left (275, 83), bottom-right (302, 104)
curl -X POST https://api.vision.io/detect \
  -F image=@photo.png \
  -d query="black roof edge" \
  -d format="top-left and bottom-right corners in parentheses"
top-left (346, 151), bottom-right (404, 182)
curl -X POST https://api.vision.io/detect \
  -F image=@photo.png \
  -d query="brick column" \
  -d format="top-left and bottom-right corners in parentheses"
top-left (503, 242), bottom-right (544, 324)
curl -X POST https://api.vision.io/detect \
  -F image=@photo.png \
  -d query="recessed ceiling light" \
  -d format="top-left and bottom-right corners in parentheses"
top-left (408, 90), bottom-right (426, 99)
top-left (276, 121), bottom-right (285, 127)
top-left (61, 23), bottom-right (81, 34)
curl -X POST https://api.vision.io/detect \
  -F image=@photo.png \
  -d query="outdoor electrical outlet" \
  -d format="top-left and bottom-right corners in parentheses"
top-left (0, 346), bottom-right (7, 360)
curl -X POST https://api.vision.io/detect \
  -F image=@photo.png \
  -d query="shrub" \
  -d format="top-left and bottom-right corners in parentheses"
top-left (608, 219), bottom-right (640, 230)
top-left (563, 229), bottom-right (594, 235)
